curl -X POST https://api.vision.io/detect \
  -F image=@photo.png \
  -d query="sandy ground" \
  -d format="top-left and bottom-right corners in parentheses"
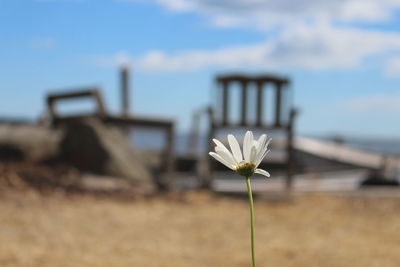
top-left (0, 189), bottom-right (399, 267)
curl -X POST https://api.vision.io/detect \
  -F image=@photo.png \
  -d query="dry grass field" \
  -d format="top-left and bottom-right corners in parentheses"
top-left (0, 189), bottom-right (399, 267)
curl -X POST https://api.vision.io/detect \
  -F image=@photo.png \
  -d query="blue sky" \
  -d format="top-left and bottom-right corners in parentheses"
top-left (1, 0), bottom-right (400, 138)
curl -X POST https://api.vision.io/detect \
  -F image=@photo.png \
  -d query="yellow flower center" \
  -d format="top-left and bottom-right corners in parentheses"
top-left (236, 162), bottom-right (256, 177)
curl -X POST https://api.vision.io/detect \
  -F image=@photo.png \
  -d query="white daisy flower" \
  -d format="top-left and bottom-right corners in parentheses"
top-left (209, 131), bottom-right (271, 178)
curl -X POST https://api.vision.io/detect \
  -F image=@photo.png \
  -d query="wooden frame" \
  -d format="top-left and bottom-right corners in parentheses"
top-left (204, 74), bottom-right (297, 190)
top-left (46, 88), bottom-right (175, 190)
top-left (47, 88), bottom-right (106, 121)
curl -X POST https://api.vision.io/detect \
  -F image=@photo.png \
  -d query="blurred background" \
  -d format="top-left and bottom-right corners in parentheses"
top-left (0, 1), bottom-right (399, 267)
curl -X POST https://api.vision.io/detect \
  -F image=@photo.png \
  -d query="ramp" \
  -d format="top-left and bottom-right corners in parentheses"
top-left (295, 137), bottom-right (400, 170)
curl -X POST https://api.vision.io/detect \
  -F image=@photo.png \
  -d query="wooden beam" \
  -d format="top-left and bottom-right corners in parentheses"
top-left (216, 74), bottom-right (289, 85)
top-left (47, 89), bottom-right (99, 100)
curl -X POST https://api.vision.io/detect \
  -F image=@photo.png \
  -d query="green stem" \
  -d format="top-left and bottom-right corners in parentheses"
top-left (245, 177), bottom-right (256, 267)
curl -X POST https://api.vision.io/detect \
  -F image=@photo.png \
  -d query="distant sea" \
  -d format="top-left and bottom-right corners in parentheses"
top-left (315, 136), bottom-right (400, 157)
top-left (131, 129), bottom-right (400, 157)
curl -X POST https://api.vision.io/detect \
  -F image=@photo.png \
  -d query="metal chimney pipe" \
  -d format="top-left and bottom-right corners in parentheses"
top-left (121, 66), bottom-right (130, 116)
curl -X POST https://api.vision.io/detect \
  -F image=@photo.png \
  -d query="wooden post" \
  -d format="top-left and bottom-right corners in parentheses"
top-left (202, 107), bottom-right (215, 189)
top-left (240, 81), bottom-right (248, 126)
top-left (285, 109), bottom-right (297, 190)
top-left (222, 81), bottom-right (229, 126)
top-left (162, 123), bottom-right (175, 191)
top-left (275, 83), bottom-right (282, 127)
top-left (93, 89), bottom-right (106, 118)
top-left (47, 97), bottom-right (56, 119)
top-left (256, 81), bottom-right (264, 126)
top-left (121, 66), bottom-right (130, 116)
top-left (187, 110), bottom-right (200, 155)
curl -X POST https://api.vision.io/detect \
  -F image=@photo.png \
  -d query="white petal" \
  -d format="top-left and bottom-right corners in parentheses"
top-left (256, 149), bottom-right (270, 167)
top-left (213, 139), bottom-right (232, 157)
top-left (255, 168), bottom-right (270, 177)
top-left (258, 137), bottom-right (270, 156)
top-left (243, 131), bottom-right (253, 162)
top-left (255, 138), bottom-right (271, 166)
top-left (256, 134), bottom-right (267, 153)
top-left (265, 137), bottom-right (271, 148)
top-left (209, 152), bottom-right (236, 170)
top-left (257, 134), bottom-right (266, 143)
top-left (249, 146), bottom-right (257, 164)
top-left (215, 146), bottom-right (237, 167)
top-left (253, 135), bottom-right (265, 160)
top-left (228, 134), bottom-right (242, 163)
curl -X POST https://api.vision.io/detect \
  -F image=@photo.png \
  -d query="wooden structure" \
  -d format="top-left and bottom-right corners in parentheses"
top-left (46, 68), bottom-right (175, 190)
top-left (205, 74), bottom-right (297, 189)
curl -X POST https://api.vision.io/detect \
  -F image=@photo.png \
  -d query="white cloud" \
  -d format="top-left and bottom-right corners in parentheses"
top-left (155, 0), bottom-right (193, 11)
top-left (105, 1), bottom-right (400, 73)
top-left (137, 43), bottom-right (269, 71)
top-left (117, 0), bottom-right (192, 11)
top-left (141, 0), bottom-right (400, 30)
top-left (385, 57), bottom-right (400, 77)
top-left (93, 23), bottom-right (400, 72)
top-left (92, 51), bottom-right (133, 67)
top-left (345, 93), bottom-right (400, 113)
